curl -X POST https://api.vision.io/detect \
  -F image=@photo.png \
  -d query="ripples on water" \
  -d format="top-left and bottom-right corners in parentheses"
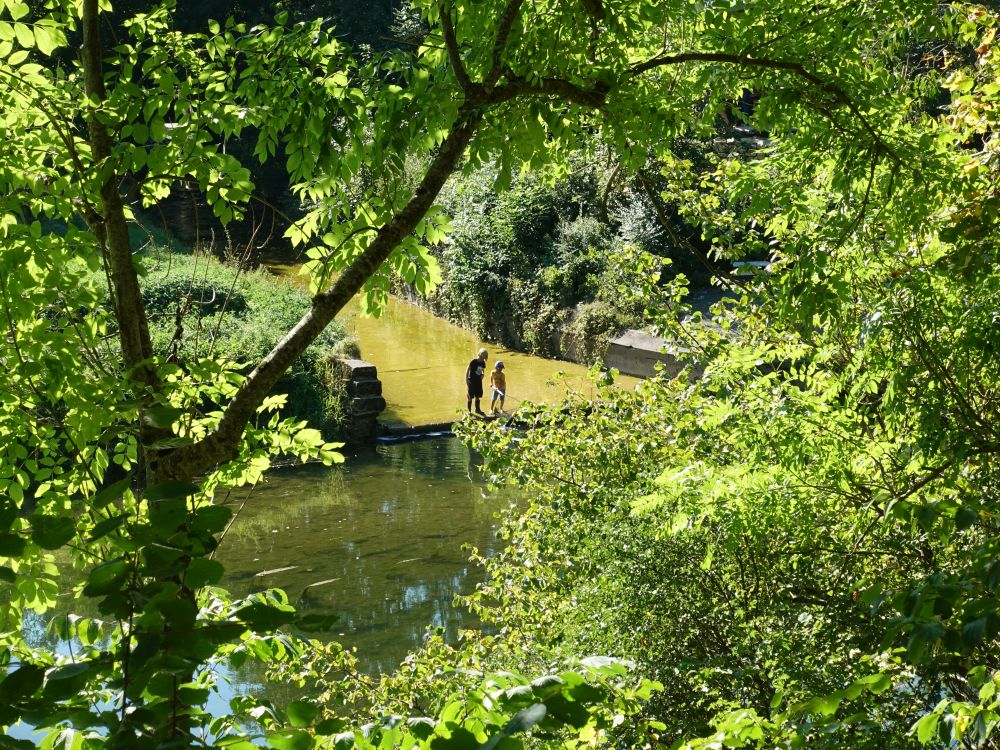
top-left (214, 437), bottom-right (516, 674)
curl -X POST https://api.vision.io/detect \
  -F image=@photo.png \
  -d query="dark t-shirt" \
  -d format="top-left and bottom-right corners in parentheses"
top-left (466, 357), bottom-right (486, 397)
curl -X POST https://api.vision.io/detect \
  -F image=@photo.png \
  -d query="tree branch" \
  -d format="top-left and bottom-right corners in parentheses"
top-left (628, 51), bottom-right (901, 165)
top-left (579, 0), bottom-right (605, 21)
top-left (156, 107), bottom-right (485, 479)
top-left (491, 70), bottom-right (607, 108)
top-left (439, 3), bottom-right (475, 95)
top-left (82, 0), bottom-right (158, 391)
top-left (484, 0), bottom-right (526, 90)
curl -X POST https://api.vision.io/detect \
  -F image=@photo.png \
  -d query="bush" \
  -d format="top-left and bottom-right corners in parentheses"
top-left (137, 251), bottom-right (353, 434)
top-left (423, 165), bottom-right (653, 362)
top-left (563, 300), bottom-right (632, 364)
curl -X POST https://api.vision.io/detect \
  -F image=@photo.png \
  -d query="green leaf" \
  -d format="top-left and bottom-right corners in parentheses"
top-left (955, 506), bottom-right (978, 531)
top-left (480, 703), bottom-right (547, 750)
top-left (144, 480), bottom-right (200, 501)
top-left (178, 685), bottom-right (210, 706)
top-left (430, 728), bottom-right (479, 750)
top-left (913, 712), bottom-right (939, 743)
top-left (32, 25), bottom-right (57, 56)
top-left (267, 729), bottom-right (313, 750)
top-left (0, 565), bottom-right (15, 582)
top-left (30, 515), bottom-right (75, 549)
top-left (0, 734), bottom-right (36, 749)
top-left (143, 406), bottom-right (184, 430)
top-left (578, 656), bottom-right (629, 676)
top-left (8, 3), bottom-right (30, 20)
top-left (237, 602), bottom-right (296, 631)
top-left (962, 616), bottom-right (987, 648)
top-left (13, 23), bottom-right (33, 49)
top-left (0, 663), bottom-right (45, 700)
top-left (287, 699), bottom-right (321, 728)
top-left (907, 622), bottom-right (945, 663)
top-left (42, 662), bottom-right (94, 700)
top-left (91, 476), bottom-right (132, 508)
top-left (185, 558), bottom-right (224, 587)
top-left (405, 717), bottom-right (435, 740)
top-left (315, 718), bottom-right (346, 735)
top-left (0, 533), bottom-right (26, 557)
top-left (89, 513), bottom-right (128, 541)
top-left (83, 558), bottom-right (130, 597)
top-left (148, 497), bottom-right (187, 531)
top-left (543, 694), bottom-right (588, 729)
top-left (190, 504), bottom-right (232, 534)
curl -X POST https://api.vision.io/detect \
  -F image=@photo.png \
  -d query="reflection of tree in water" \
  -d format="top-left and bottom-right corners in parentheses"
top-left (213, 438), bottom-right (517, 672)
top-left (19, 439), bottom-right (510, 703)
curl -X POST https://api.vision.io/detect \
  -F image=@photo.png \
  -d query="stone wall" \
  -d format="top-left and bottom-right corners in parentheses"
top-left (604, 329), bottom-right (704, 380)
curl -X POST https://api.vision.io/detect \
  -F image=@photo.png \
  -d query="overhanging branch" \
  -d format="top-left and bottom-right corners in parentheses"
top-left (440, 3), bottom-right (475, 95)
top-left (484, 0), bottom-right (526, 90)
top-left (629, 51), bottom-right (901, 165)
top-left (156, 108), bottom-right (484, 479)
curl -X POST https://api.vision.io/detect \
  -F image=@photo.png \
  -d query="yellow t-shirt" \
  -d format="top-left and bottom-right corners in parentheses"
top-left (490, 371), bottom-right (506, 391)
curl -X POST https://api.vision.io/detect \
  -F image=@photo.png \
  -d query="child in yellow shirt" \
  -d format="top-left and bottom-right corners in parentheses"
top-left (489, 361), bottom-right (506, 416)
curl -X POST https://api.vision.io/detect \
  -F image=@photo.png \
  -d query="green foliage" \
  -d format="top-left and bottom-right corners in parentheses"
top-left (264, 632), bottom-right (665, 750)
top-left (137, 251), bottom-right (355, 433)
top-left (428, 166), bottom-right (645, 360)
top-left (2, 0), bottom-right (994, 746)
top-left (457, 4), bottom-right (1000, 750)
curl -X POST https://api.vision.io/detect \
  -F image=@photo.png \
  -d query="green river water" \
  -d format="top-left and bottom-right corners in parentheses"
top-left (337, 294), bottom-right (641, 425)
top-left (214, 438), bottom-right (514, 674)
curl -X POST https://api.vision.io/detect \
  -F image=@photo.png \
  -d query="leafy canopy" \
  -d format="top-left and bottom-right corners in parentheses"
top-left (0, 0), bottom-right (990, 747)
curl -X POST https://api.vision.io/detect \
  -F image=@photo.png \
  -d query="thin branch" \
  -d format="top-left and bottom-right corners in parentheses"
top-left (484, 0), bottom-right (526, 90)
top-left (836, 148), bottom-right (878, 246)
top-left (628, 51), bottom-right (901, 165)
top-left (491, 70), bottom-right (607, 108)
top-left (598, 161), bottom-right (621, 223)
top-left (637, 168), bottom-right (744, 291)
top-left (439, 3), bottom-right (475, 95)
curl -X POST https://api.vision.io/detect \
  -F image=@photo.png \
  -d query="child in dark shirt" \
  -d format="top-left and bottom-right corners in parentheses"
top-left (465, 348), bottom-right (488, 414)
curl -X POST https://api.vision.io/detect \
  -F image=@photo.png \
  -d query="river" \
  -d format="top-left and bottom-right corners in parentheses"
top-left (211, 292), bottom-right (640, 672)
top-left (17, 290), bottom-right (638, 735)
top-left (336, 293), bottom-right (641, 425)
top-left (213, 437), bottom-right (513, 675)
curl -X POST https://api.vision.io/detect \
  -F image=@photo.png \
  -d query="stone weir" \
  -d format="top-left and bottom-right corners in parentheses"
top-left (336, 358), bottom-right (473, 443)
top-left (336, 359), bottom-right (387, 443)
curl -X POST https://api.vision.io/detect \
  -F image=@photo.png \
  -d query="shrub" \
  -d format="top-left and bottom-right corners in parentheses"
top-left (128, 250), bottom-right (352, 434)
top-left (563, 300), bottom-right (632, 365)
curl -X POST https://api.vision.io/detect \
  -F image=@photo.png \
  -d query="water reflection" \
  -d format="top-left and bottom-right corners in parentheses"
top-left (214, 438), bottom-right (515, 674)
